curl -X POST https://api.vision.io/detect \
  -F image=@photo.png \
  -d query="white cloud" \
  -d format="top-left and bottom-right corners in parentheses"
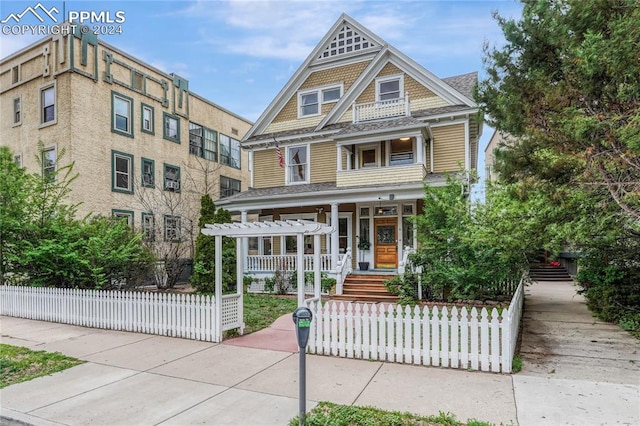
top-left (0, 34), bottom-right (41, 59)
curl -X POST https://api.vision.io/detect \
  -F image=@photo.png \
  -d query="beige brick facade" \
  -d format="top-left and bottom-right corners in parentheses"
top-left (1, 30), bottom-right (251, 240)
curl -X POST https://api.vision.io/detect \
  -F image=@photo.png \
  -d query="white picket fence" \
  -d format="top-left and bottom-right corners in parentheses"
top-left (0, 286), bottom-right (225, 342)
top-left (305, 279), bottom-right (524, 373)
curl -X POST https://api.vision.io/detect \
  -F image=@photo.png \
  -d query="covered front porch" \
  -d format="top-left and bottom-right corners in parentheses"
top-left (216, 182), bottom-right (433, 296)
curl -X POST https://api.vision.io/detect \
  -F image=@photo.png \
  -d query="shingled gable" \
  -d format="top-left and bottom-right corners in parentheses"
top-left (242, 13), bottom-right (477, 145)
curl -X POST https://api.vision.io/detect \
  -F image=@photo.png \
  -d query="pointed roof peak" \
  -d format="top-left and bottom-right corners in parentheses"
top-left (316, 14), bottom-right (381, 61)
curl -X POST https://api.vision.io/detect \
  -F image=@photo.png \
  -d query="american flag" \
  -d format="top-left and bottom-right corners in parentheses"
top-left (274, 138), bottom-right (284, 168)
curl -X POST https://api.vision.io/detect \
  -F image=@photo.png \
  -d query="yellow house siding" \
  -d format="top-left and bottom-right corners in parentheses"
top-left (310, 142), bottom-right (337, 183)
top-left (265, 115), bottom-right (321, 134)
top-left (336, 165), bottom-right (424, 187)
top-left (254, 149), bottom-right (284, 188)
top-left (272, 61), bottom-right (371, 127)
top-left (432, 123), bottom-right (465, 173)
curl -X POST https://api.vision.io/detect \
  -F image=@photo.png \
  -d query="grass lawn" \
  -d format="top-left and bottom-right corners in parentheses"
top-left (0, 344), bottom-right (83, 388)
top-left (241, 293), bottom-right (299, 334)
top-left (289, 402), bottom-right (494, 426)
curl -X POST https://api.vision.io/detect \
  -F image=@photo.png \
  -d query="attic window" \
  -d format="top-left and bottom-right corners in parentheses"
top-left (298, 84), bottom-right (342, 117)
top-left (318, 25), bottom-right (377, 59)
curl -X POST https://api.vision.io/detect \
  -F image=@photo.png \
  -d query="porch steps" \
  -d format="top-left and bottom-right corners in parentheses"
top-left (529, 265), bottom-right (572, 281)
top-left (331, 273), bottom-right (398, 303)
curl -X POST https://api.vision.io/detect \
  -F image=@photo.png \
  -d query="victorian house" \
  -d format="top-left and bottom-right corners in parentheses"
top-left (217, 14), bottom-right (481, 285)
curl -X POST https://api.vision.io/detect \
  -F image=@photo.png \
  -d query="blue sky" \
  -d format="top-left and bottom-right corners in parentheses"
top-left (1, 0), bottom-right (523, 193)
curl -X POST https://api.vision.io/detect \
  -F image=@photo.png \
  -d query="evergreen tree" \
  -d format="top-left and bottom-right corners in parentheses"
top-left (191, 195), bottom-right (236, 293)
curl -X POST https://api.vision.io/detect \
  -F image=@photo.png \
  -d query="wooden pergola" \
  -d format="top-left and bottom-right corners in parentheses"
top-left (201, 219), bottom-right (334, 340)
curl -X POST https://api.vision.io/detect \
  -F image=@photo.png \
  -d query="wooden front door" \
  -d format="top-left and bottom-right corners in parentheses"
top-left (374, 217), bottom-right (398, 268)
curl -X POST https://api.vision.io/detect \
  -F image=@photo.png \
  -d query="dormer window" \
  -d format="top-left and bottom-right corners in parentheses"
top-left (298, 84), bottom-right (343, 117)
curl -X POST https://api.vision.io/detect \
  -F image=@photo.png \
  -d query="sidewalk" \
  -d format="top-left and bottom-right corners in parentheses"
top-left (0, 315), bottom-right (516, 425)
top-left (2, 280), bottom-right (639, 425)
top-left (515, 280), bottom-right (640, 425)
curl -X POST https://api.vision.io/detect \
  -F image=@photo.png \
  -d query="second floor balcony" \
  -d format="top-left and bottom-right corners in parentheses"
top-left (352, 92), bottom-right (410, 123)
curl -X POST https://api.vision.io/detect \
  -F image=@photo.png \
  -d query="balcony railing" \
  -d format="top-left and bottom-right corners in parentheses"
top-left (352, 92), bottom-right (410, 123)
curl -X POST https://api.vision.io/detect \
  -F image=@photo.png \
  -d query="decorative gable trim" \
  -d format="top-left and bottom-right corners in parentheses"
top-left (316, 22), bottom-right (379, 61)
top-left (243, 13), bottom-right (386, 142)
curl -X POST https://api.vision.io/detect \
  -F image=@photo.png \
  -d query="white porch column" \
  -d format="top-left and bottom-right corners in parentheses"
top-left (330, 203), bottom-right (339, 272)
top-left (336, 144), bottom-right (342, 172)
top-left (240, 210), bottom-right (248, 269)
top-left (297, 232), bottom-right (305, 307)
top-left (464, 118), bottom-right (470, 171)
top-left (235, 234), bottom-right (244, 334)
top-left (430, 137), bottom-right (434, 173)
top-left (215, 235), bottom-right (223, 341)
top-left (416, 134), bottom-right (424, 165)
top-left (313, 233), bottom-right (321, 299)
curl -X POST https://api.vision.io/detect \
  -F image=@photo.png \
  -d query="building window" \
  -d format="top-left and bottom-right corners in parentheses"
top-left (11, 66), bottom-right (19, 84)
top-left (41, 85), bottom-right (55, 124)
top-left (358, 145), bottom-right (379, 168)
top-left (203, 128), bottom-right (217, 161)
top-left (164, 215), bottom-right (181, 242)
top-left (298, 85), bottom-right (342, 118)
top-left (299, 91), bottom-right (319, 117)
top-left (112, 92), bottom-right (133, 137)
top-left (322, 87), bottom-right (341, 103)
top-left (376, 75), bottom-right (403, 102)
top-left (112, 209), bottom-right (134, 227)
top-left (142, 213), bottom-right (155, 242)
top-left (220, 176), bottom-right (241, 198)
top-left (141, 158), bottom-right (154, 187)
top-left (42, 146), bottom-right (56, 182)
top-left (141, 103), bottom-right (154, 134)
top-left (287, 145), bottom-right (308, 183)
top-left (402, 204), bottom-right (415, 248)
top-left (163, 163), bottom-right (180, 192)
top-left (389, 138), bottom-right (414, 166)
top-left (111, 151), bottom-right (133, 193)
top-left (220, 134), bottom-right (240, 168)
top-left (163, 113), bottom-right (180, 143)
top-left (13, 97), bottom-right (21, 125)
top-left (189, 122), bottom-right (203, 156)
top-left (132, 71), bottom-right (144, 91)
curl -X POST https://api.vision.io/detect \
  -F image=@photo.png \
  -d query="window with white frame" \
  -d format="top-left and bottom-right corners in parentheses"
top-left (163, 163), bottom-right (180, 192)
top-left (112, 151), bottom-right (133, 193)
top-left (42, 146), bottom-right (56, 182)
top-left (41, 85), bottom-right (55, 124)
top-left (389, 138), bottom-right (414, 165)
top-left (299, 91), bottom-right (318, 117)
top-left (287, 145), bottom-right (308, 183)
top-left (164, 215), bottom-right (181, 242)
top-left (163, 112), bottom-right (180, 142)
top-left (376, 75), bottom-right (403, 102)
top-left (358, 145), bottom-right (379, 168)
top-left (298, 85), bottom-right (342, 117)
top-left (112, 92), bottom-right (133, 136)
top-left (402, 204), bottom-right (415, 248)
top-left (13, 97), bottom-right (21, 125)
top-left (141, 103), bottom-right (154, 134)
top-left (142, 213), bottom-right (155, 242)
top-left (112, 209), bottom-right (134, 227)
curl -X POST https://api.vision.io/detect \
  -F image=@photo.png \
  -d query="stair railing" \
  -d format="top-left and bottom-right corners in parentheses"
top-left (335, 248), bottom-right (352, 296)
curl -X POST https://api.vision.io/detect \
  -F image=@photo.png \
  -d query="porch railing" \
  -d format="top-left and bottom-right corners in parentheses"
top-left (246, 254), bottom-right (332, 272)
top-left (352, 92), bottom-right (410, 123)
top-left (398, 246), bottom-right (416, 274)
